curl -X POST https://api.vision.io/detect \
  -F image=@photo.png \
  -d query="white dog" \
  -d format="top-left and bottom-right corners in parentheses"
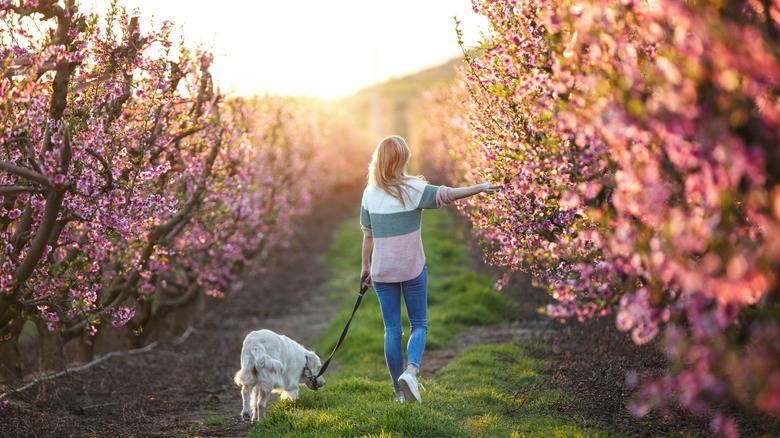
top-left (233, 329), bottom-right (325, 421)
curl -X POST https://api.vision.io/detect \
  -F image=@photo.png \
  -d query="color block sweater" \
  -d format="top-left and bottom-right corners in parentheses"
top-left (360, 179), bottom-right (454, 283)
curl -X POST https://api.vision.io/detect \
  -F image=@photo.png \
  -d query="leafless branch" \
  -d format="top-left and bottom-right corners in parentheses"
top-left (0, 341), bottom-right (159, 402)
top-left (0, 322), bottom-right (197, 403)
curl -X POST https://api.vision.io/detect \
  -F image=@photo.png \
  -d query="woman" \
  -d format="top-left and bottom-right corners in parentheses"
top-left (360, 135), bottom-right (499, 403)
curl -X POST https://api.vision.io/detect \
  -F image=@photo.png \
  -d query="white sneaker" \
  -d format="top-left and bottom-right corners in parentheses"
top-left (397, 371), bottom-right (425, 403)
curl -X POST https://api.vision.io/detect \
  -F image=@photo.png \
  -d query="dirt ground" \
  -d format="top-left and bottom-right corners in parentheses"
top-left (1, 185), bottom-right (778, 437)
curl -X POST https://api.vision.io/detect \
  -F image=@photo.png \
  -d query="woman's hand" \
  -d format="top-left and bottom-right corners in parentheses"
top-left (477, 182), bottom-right (501, 194)
top-left (451, 182), bottom-right (502, 201)
top-left (361, 266), bottom-right (372, 288)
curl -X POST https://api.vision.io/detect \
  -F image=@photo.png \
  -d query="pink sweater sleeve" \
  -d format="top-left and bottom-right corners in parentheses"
top-left (436, 186), bottom-right (455, 207)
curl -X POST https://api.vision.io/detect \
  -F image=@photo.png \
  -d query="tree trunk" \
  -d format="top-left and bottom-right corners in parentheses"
top-left (132, 310), bottom-right (166, 348)
top-left (129, 299), bottom-right (159, 348)
top-left (77, 330), bottom-right (96, 364)
top-left (0, 318), bottom-right (25, 383)
top-left (172, 290), bottom-right (201, 337)
top-left (34, 319), bottom-right (65, 373)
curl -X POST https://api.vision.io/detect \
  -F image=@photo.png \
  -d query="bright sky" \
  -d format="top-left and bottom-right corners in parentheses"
top-left (79, 0), bottom-right (489, 98)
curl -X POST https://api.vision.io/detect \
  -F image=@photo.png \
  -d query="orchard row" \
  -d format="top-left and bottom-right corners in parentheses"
top-left (0, 1), bottom-right (367, 382)
top-left (418, 1), bottom-right (780, 436)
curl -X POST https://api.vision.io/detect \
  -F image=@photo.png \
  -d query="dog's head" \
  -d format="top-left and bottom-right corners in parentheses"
top-left (301, 351), bottom-right (325, 391)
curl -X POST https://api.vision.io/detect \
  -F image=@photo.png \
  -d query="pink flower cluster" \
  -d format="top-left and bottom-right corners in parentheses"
top-left (418, 0), bottom-right (780, 434)
top-left (0, 1), bottom-right (342, 375)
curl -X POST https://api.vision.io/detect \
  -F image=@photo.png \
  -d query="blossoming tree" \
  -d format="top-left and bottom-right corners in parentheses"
top-left (436, 0), bottom-right (780, 434)
top-left (0, 0), bottom-right (331, 381)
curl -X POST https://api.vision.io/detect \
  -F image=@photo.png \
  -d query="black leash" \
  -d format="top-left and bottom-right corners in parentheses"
top-left (311, 275), bottom-right (369, 381)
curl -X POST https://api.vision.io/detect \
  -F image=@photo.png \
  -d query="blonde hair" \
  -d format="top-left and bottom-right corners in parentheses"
top-left (367, 135), bottom-right (422, 207)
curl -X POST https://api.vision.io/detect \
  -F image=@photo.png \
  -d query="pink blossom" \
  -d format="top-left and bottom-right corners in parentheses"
top-left (416, 0), bottom-right (780, 431)
top-left (111, 306), bottom-right (135, 327)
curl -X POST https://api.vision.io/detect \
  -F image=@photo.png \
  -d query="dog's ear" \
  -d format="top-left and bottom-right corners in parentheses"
top-left (306, 351), bottom-right (321, 371)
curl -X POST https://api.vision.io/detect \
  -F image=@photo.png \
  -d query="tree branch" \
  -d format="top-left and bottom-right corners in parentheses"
top-left (12, 189), bottom-right (65, 286)
top-left (0, 339), bottom-right (161, 403)
top-left (84, 148), bottom-right (113, 190)
top-left (0, 162), bottom-right (51, 187)
top-left (0, 185), bottom-right (46, 196)
top-left (103, 17), bottom-right (143, 127)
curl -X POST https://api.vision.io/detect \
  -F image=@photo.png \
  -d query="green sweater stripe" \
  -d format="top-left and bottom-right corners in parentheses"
top-left (365, 209), bottom-right (422, 238)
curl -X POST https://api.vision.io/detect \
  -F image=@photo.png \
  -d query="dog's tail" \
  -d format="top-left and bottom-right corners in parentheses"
top-left (233, 368), bottom-right (252, 386)
top-left (233, 350), bottom-right (256, 386)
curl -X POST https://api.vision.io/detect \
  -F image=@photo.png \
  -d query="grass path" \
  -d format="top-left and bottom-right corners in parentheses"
top-left (248, 209), bottom-right (612, 437)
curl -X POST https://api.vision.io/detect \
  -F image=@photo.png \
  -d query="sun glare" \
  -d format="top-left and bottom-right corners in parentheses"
top-left (77, 0), bottom-right (488, 99)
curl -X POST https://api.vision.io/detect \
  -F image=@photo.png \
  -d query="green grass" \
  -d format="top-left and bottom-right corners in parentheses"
top-left (248, 209), bottom-right (613, 437)
top-left (200, 415), bottom-right (224, 427)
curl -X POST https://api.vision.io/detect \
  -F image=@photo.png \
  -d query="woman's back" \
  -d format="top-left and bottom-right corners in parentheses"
top-left (361, 179), bottom-right (451, 283)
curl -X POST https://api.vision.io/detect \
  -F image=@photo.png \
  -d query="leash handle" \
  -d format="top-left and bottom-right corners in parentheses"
top-left (314, 275), bottom-right (369, 378)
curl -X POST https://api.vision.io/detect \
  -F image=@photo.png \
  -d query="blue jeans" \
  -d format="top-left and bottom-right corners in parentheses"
top-left (373, 266), bottom-right (428, 392)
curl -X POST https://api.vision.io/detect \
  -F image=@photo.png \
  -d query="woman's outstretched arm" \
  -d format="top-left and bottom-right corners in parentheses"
top-left (450, 182), bottom-right (500, 201)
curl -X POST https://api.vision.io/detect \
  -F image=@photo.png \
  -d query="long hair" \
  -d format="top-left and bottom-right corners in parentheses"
top-left (367, 135), bottom-right (421, 207)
